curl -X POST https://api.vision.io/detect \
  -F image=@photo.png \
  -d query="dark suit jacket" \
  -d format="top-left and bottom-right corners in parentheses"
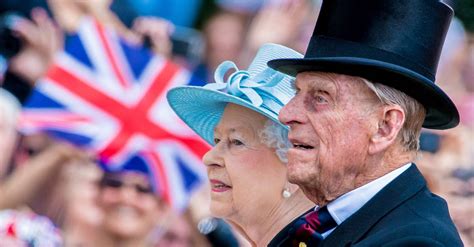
top-left (320, 164), bottom-right (463, 247)
top-left (268, 209), bottom-right (314, 246)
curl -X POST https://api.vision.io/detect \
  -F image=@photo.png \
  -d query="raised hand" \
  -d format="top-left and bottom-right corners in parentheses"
top-left (9, 8), bottom-right (62, 85)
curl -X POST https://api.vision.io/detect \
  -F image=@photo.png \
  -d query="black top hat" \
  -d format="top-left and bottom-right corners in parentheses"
top-left (268, 0), bottom-right (459, 129)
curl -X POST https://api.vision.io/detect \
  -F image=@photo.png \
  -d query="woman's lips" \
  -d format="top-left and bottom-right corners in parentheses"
top-left (209, 179), bottom-right (232, 192)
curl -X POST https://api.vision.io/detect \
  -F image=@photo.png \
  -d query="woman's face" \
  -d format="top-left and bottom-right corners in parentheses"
top-left (202, 104), bottom-right (288, 221)
top-left (97, 172), bottom-right (164, 239)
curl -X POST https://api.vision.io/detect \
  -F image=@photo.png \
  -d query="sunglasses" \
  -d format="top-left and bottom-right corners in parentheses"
top-left (100, 177), bottom-right (154, 194)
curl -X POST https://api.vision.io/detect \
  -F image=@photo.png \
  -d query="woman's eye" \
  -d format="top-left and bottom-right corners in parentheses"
top-left (230, 139), bottom-right (244, 146)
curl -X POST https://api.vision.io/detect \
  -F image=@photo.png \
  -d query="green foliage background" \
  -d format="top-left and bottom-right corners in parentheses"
top-left (455, 0), bottom-right (474, 33)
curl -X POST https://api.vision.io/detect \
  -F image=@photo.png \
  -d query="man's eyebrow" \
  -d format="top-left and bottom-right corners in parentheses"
top-left (306, 76), bottom-right (338, 92)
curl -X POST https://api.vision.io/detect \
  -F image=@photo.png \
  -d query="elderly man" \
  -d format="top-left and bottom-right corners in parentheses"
top-left (267, 0), bottom-right (464, 246)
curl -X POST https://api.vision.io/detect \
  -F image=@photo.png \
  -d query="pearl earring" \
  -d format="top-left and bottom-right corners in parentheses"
top-left (282, 188), bottom-right (291, 198)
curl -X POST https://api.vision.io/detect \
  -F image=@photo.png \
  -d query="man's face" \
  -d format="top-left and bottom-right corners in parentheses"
top-left (279, 72), bottom-right (381, 204)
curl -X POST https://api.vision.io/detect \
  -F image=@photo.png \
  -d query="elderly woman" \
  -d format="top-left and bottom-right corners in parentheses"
top-left (167, 44), bottom-right (314, 246)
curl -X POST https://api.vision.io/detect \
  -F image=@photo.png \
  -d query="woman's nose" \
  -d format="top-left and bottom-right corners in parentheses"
top-left (202, 145), bottom-right (224, 168)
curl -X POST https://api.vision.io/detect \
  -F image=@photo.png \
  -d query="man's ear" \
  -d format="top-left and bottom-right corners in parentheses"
top-left (368, 105), bottom-right (405, 155)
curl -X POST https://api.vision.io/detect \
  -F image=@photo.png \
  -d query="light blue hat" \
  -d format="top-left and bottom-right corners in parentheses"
top-left (167, 43), bottom-right (303, 145)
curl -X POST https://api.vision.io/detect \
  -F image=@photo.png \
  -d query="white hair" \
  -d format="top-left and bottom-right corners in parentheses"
top-left (361, 79), bottom-right (426, 152)
top-left (259, 119), bottom-right (292, 163)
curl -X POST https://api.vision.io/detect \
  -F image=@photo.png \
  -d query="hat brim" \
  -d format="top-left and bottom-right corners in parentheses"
top-left (268, 57), bottom-right (459, 129)
top-left (167, 86), bottom-right (288, 145)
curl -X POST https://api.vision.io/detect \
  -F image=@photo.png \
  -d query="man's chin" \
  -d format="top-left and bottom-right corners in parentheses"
top-left (287, 165), bottom-right (322, 199)
top-left (287, 160), bottom-right (313, 180)
top-left (287, 167), bottom-right (311, 186)
top-left (301, 185), bottom-right (326, 204)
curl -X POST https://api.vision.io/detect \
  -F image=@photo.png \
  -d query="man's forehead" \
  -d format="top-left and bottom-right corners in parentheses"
top-left (294, 72), bottom-right (366, 91)
top-left (294, 72), bottom-right (339, 89)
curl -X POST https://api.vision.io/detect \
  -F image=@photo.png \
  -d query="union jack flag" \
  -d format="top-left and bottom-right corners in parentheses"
top-left (20, 18), bottom-right (209, 209)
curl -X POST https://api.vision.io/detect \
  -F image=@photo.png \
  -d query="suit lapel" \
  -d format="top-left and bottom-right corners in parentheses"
top-left (322, 164), bottom-right (427, 246)
top-left (268, 208), bottom-right (315, 247)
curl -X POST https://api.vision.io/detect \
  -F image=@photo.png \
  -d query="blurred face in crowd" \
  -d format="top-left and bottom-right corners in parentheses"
top-left (64, 161), bottom-right (104, 230)
top-left (203, 104), bottom-right (287, 221)
top-left (204, 12), bottom-right (245, 70)
top-left (98, 171), bottom-right (165, 240)
top-left (279, 72), bottom-right (381, 203)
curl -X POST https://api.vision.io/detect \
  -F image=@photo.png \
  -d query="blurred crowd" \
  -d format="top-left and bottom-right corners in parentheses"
top-left (0, 0), bottom-right (472, 246)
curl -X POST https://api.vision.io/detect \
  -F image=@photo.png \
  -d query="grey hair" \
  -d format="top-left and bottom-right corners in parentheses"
top-left (361, 79), bottom-right (426, 152)
top-left (259, 119), bottom-right (292, 163)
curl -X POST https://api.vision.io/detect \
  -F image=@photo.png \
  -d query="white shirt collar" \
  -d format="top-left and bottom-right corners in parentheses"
top-left (326, 163), bottom-right (412, 226)
top-left (319, 163), bottom-right (412, 238)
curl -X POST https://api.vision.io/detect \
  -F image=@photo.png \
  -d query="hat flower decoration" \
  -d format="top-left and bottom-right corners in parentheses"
top-left (167, 43), bottom-right (303, 145)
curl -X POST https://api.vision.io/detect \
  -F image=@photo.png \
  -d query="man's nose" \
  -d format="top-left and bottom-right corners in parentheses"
top-left (279, 95), bottom-right (305, 127)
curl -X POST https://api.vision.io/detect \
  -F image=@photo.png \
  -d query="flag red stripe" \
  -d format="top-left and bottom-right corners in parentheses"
top-left (148, 152), bottom-right (171, 204)
top-left (96, 62), bottom-right (180, 157)
top-left (98, 128), bottom-right (133, 157)
top-left (135, 61), bottom-right (179, 113)
top-left (95, 21), bottom-right (129, 88)
top-left (47, 65), bottom-right (132, 120)
top-left (48, 64), bottom-right (209, 159)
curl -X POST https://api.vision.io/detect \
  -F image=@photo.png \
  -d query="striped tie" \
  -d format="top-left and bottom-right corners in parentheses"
top-left (288, 206), bottom-right (337, 247)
